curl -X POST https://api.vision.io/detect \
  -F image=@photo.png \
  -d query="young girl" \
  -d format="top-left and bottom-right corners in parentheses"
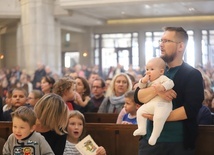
top-left (63, 110), bottom-right (106, 155)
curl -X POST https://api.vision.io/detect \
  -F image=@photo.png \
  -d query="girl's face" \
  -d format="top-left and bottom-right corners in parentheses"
top-left (75, 78), bottom-right (85, 96)
top-left (114, 75), bottom-right (128, 96)
top-left (12, 117), bottom-right (34, 140)
top-left (41, 78), bottom-right (52, 94)
top-left (67, 116), bottom-right (84, 144)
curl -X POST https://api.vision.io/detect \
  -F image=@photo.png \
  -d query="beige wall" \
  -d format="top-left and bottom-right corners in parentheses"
top-left (61, 28), bottom-right (93, 67)
top-left (0, 25), bottom-right (17, 69)
top-left (0, 19), bottom-right (214, 72)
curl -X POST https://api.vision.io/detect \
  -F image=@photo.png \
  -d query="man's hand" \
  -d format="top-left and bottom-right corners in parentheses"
top-left (153, 84), bottom-right (165, 92)
top-left (157, 89), bottom-right (177, 101)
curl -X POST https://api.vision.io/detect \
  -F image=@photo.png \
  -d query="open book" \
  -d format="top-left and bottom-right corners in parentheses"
top-left (75, 135), bottom-right (99, 155)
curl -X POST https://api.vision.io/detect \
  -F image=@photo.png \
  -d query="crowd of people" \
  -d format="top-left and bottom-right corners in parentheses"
top-left (0, 26), bottom-right (214, 155)
top-left (0, 61), bottom-right (142, 154)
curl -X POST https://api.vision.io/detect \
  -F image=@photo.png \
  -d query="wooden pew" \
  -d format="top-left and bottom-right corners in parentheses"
top-left (86, 124), bottom-right (214, 155)
top-left (0, 121), bottom-right (12, 155)
top-left (195, 125), bottom-right (214, 155)
top-left (84, 113), bottom-right (118, 123)
top-left (0, 121), bottom-right (12, 140)
top-left (1, 122), bottom-right (214, 155)
top-left (85, 123), bottom-right (139, 155)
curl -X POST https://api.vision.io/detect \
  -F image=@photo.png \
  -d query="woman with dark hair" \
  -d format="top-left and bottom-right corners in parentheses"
top-left (40, 75), bottom-right (55, 94)
top-left (72, 76), bottom-right (94, 113)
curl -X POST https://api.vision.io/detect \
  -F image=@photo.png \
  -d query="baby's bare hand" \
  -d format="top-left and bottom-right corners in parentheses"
top-left (141, 75), bottom-right (149, 83)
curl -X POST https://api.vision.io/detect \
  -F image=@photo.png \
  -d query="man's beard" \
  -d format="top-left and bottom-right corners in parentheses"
top-left (160, 52), bottom-right (176, 63)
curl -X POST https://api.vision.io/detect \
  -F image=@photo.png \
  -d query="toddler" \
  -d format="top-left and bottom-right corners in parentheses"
top-left (3, 106), bottom-right (54, 155)
top-left (120, 90), bottom-right (141, 124)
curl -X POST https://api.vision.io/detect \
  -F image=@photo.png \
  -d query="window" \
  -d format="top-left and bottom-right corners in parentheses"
top-left (202, 30), bottom-right (214, 67)
top-left (64, 52), bottom-right (79, 68)
top-left (65, 33), bottom-right (70, 42)
top-left (94, 32), bottom-right (139, 75)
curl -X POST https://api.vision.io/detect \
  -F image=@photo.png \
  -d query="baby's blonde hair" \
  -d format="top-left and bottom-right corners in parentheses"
top-left (34, 93), bottom-right (69, 135)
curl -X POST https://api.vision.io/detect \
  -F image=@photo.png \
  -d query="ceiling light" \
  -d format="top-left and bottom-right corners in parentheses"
top-left (145, 5), bottom-right (151, 9)
top-left (107, 16), bottom-right (214, 24)
top-left (188, 8), bottom-right (195, 11)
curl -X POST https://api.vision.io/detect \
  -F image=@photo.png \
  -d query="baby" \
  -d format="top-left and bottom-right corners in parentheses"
top-left (133, 57), bottom-right (174, 145)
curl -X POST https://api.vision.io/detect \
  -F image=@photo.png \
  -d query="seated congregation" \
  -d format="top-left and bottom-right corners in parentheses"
top-left (0, 61), bottom-right (214, 155)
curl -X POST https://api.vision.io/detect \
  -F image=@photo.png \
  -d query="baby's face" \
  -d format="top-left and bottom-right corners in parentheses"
top-left (145, 62), bottom-right (163, 82)
top-left (146, 69), bottom-right (162, 82)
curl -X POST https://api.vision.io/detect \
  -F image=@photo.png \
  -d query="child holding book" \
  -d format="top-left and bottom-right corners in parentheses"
top-left (63, 110), bottom-right (106, 155)
top-left (3, 106), bottom-right (54, 155)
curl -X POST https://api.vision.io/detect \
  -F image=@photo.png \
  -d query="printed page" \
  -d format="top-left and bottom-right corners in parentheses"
top-left (75, 135), bottom-right (98, 155)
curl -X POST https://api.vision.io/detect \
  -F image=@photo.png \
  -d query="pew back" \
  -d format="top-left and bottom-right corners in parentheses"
top-left (0, 121), bottom-right (12, 140)
top-left (84, 113), bottom-right (118, 123)
top-left (1, 122), bottom-right (214, 155)
top-left (195, 125), bottom-right (214, 155)
top-left (0, 121), bottom-right (12, 155)
top-left (85, 123), bottom-right (139, 155)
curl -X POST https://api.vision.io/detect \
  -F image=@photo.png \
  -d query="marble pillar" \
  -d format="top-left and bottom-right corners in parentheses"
top-left (18, 0), bottom-right (61, 75)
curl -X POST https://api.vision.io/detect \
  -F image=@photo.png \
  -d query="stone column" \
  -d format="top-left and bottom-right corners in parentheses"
top-left (18, 0), bottom-right (61, 75)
